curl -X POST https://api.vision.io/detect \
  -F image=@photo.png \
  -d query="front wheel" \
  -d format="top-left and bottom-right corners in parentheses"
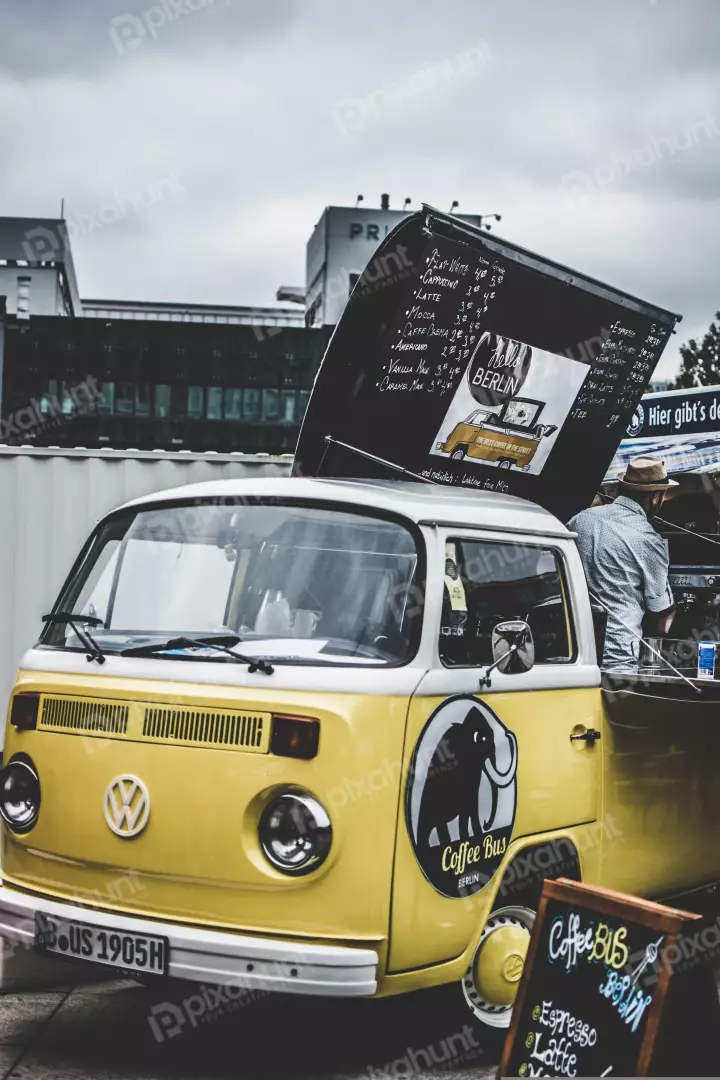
top-left (460, 905), bottom-right (536, 1031)
top-left (450, 448), bottom-right (466, 461)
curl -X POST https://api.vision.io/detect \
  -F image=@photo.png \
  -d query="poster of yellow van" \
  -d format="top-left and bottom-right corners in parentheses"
top-left (436, 398), bottom-right (556, 470)
top-left (432, 339), bottom-right (589, 474)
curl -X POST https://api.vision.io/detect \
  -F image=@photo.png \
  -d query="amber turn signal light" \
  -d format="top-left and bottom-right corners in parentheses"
top-left (271, 714), bottom-right (320, 759)
top-left (10, 694), bottom-right (40, 731)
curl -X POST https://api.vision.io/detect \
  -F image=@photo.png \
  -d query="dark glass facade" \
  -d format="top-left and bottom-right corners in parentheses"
top-left (0, 315), bottom-right (329, 452)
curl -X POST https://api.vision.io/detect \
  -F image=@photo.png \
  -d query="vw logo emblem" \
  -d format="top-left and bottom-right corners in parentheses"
top-left (104, 775), bottom-right (150, 838)
top-left (503, 953), bottom-right (525, 983)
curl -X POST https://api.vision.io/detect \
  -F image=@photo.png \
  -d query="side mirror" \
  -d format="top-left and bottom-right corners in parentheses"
top-left (491, 620), bottom-right (535, 675)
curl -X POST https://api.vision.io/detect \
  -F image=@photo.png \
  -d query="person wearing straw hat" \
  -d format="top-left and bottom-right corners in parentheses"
top-left (568, 456), bottom-right (678, 671)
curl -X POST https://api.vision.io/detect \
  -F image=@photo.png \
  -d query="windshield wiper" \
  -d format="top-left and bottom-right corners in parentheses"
top-left (42, 611), bottom-right (106, 665)
top-left (121, 635), bottom-right (274, 675)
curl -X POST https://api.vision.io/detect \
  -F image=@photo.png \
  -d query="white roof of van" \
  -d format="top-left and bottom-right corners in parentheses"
top-left (119, 477), bottom-right (572, 539)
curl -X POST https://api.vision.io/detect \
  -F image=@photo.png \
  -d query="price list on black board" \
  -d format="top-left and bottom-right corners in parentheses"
top-left (570, 320), bottom-right (672, 431)
top-left (376, 240), bottom-right (507, 398)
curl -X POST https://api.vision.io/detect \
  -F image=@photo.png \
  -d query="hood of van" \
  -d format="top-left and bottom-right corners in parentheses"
top-left (2, 671), bottom-right (413, 943)
top-left (294, 206), bottom-right (680, 522)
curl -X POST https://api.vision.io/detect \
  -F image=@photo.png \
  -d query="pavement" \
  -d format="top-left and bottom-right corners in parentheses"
top-left (0, 975), bottom-right (500, 1080)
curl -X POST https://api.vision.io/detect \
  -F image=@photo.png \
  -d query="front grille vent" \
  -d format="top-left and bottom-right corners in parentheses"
top-left (40, 697), bottom-right (129, 735)
top-left (142, 707), bottom-right (266, 749)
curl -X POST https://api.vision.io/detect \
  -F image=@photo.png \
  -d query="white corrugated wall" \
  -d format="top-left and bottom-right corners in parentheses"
top-left (0, 447), bottom-right (292, 735)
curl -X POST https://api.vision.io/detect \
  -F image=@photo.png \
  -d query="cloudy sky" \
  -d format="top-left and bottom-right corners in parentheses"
top-left (1, 0), bottom-right (718, 378)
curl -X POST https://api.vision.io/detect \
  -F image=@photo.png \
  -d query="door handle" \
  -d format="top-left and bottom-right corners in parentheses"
top-left (570, 728), bottom-right (601, 745)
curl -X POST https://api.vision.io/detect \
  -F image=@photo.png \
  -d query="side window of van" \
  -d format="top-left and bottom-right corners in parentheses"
top-left (440, 538), bottom-right (574, 667)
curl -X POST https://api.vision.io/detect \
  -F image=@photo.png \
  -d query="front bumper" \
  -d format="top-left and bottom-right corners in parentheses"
top-left (0, 884), bottom-right (379, 997)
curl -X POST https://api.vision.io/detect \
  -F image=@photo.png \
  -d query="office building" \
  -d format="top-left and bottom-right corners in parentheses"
top-left (1, 313), bottom-right (325, 453)
top-left (0, 199), bottom-right (489, 450)
top-left (304, 200), bottom-right (486, 327)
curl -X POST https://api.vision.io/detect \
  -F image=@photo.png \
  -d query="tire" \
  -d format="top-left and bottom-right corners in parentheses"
top-left (458, 905), bottom-right (536, 1032)
top-left (450, 448), bottom-right (467, 461)
top-left (498, 459), bottom-right (512, 470)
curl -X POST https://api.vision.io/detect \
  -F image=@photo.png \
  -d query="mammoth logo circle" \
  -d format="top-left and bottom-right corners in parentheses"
top-left (467, 333), bottom-right (532, 409)
top-left (406, 695), bottom-right (518, 898)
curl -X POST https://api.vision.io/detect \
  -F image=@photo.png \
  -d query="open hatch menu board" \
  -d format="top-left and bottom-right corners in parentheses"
top-left (497, 878), bottom-right (718, 1078)
top-left (294, 207), bottom-right (681, 521)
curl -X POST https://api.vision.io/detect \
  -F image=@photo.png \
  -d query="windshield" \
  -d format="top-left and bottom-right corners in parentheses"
top-left (42, 500), bottom-right (422, 666)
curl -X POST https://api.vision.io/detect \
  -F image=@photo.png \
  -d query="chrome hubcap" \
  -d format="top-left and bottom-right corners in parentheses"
top-left (461, 905), bottom-right (536, 1029)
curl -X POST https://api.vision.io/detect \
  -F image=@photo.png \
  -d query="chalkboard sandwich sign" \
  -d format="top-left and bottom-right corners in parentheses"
top-left (497, 877), bottom-right (719, 1078)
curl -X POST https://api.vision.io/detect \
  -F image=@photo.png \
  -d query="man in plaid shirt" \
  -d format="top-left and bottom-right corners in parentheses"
top-left (569, 456), bottom-right (678, 671)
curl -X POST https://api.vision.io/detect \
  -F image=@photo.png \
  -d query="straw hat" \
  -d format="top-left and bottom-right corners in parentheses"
top-left (619, 456), bottom-right (679, 491)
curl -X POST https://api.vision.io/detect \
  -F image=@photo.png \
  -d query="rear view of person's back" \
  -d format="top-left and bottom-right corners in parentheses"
top-left (569, 456), bottom-right (677, 671)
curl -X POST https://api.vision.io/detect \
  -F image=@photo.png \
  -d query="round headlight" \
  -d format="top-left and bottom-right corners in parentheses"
top-left (259, 791), bottom-right (332, 875)
top-left (0, 756), bottom-right (41, 833)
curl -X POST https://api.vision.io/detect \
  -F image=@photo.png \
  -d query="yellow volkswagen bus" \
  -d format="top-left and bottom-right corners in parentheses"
top-left (2, 476), bottom-right (719, 1035)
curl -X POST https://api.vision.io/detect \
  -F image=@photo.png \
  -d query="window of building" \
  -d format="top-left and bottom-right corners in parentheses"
top-left (40, 380), bottom-right (58, 417)
top-left (97, 383), bottom-right (115, 415)
top-left (243, 388), bottom-right (260, 420)
top-left (16, 276), bottom-right (31, 319)
top-left (439, 539), bottom-right (574, 668)
top-left (297, 390), bottom-right (310, 418)
top-left (187, 387), bottom-right (204, 419)
top-left (170, 386), bottom-right (186, 418)
top-left (116, 383), bottom-right (135, 415)
top-left (262, 388), bottom-right (279, 421)
top-left (305, 294), bottom-right (322, 327)
top-left (224, 388), bottom-right (242, 420)
top-left (58, 381), bottom-right (79, 417)
top-left (135, 384), bottom-right (151, 417)
top-left (280, 390), bottom-right (296, 424)
top-left (155, 385), bottom-right (171, 418)
top-left (206, 387), bottom-right (223, 420)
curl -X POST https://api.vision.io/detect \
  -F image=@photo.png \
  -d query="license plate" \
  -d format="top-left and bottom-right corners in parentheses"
top-left (35, 912), bottom-right (167, 975)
